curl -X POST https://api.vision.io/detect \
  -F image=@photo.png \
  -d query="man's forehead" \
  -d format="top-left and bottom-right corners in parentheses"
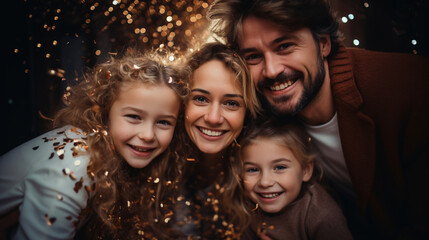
top-left (238, 16), bottom-right (300, 49)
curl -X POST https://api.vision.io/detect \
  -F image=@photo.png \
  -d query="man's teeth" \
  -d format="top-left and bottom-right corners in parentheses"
top-left (200, 128), bottom-right (222, 137)
top-left (270, 80), bottom-right (293, 91)
top-left (260, 193), bottom-right (281, 198)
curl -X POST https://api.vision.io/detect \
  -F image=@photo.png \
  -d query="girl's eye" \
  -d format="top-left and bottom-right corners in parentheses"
top-left (274, 165), bottom-right (287, 171)
top-left (245, 167), bottom-right (259, 173)
top-left (125, 114), bottom-right (140, 120)
top-left (157, 120), bottom-right (173, 126)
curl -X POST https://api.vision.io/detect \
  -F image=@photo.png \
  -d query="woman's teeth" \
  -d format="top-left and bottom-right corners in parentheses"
top-left (200, 127), bottom-right (223, 137)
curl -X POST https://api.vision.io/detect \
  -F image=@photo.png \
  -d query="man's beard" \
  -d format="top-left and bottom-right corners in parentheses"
top-left (258, 54), bottom-right (326, 119)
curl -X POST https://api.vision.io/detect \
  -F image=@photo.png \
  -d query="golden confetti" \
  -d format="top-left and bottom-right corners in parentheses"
top-left (62, 168), bottom-right (71, 175)
top-left (38, 111), bottom-right (54, 121)
top-left (74, 159), bottom-right (81, 166)
top-left (44, 214), bottom-right (56, 226)
top-left (69, 171), bottom-right (76, 180)
top-left (73, 177), bottom-right (83, 193)
top-left (91, 104), bottom-right (100, 113)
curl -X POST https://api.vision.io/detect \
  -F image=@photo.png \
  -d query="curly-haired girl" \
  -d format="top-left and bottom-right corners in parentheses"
top-left (0, 49), bottom-right (187, 239)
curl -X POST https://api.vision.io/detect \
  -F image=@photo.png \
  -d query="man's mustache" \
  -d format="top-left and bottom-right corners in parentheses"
top-left (257, 71), bottom-right (304, 90)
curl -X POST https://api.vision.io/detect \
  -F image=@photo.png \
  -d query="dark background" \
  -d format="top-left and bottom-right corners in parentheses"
top-left (2, 0), bottom-right (428, 155)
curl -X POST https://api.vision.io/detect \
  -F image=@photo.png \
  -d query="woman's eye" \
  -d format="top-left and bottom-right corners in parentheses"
top-left (225, 100), bottom-right (240, 108)
top-left (192, 95), bottom-right (208, 104)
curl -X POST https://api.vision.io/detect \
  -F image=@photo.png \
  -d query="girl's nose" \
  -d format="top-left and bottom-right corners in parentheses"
top-left (258, 171), bottom-right (275, 188)
top-left (138, 123), bottom-right (155, 142)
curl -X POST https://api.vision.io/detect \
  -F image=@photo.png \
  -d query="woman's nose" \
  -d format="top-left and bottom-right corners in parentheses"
top-left (204, 104), bottom-right (224, 125)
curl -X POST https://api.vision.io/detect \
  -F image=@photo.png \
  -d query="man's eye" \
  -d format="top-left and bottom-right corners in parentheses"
top-left (278, 43), bottom-right (292, 51)
top-left (244, 54), bottom-right (262, 65)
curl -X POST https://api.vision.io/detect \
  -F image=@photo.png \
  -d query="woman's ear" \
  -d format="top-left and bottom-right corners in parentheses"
top-left (319, 34), bottom-right (331, 58)
top-left (302, 160), bottom-right (314, 182)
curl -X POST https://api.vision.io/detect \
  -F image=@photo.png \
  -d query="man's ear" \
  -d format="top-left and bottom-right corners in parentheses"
top-left (302, 160), bottom-right (314, 182)
top-left (319, 34), bottom-right (331, 58)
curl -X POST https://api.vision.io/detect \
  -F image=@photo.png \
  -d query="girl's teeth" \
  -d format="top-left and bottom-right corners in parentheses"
top-left (132, 145), bottom-right (150, 152)
top-left (261, 193), bottom-right (280, 198)
top-left (200, 128), bottom-right (222, 136)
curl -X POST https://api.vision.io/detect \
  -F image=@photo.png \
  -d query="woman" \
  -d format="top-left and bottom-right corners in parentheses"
top-left (174, 42), bottom-right (260, 239)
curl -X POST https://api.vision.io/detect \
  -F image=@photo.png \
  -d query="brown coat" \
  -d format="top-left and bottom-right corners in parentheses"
top-left (243, 183), bottom-right (353, 240)
top-left (329, 45), bottom-right (429, 239)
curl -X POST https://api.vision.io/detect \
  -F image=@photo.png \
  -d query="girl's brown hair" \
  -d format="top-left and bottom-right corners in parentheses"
top-left (54, 48), bottom-right (188, 239)
top-left (223, 118), bottom-right (318, 235)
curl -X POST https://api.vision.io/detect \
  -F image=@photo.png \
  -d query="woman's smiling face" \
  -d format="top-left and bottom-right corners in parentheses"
top-left (185, 60), bottom-right (246, 156)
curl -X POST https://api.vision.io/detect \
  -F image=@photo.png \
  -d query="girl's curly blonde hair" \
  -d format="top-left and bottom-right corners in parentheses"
top-left (53, 48), bottom-right (188, 239)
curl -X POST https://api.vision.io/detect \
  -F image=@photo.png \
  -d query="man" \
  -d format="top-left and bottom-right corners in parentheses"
top-left (207, 0), bottom-right (429, 239)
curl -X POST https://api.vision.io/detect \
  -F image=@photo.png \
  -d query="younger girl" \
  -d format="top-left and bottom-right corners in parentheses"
top-left (0, 49), bottom-right (187, 239)
top-left (227, 119), bottom-right (353, 239)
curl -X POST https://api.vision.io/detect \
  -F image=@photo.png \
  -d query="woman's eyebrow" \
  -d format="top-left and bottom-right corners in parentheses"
top-left (191, 89), bottom-right (243, 99)
top-left (224, 93), bottom-right (243, 99)
top-left (190, 88), bottom-right (209, 94)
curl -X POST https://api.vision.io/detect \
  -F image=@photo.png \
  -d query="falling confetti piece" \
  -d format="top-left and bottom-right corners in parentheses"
top-left (74, 159), bottom-right (81, 166)
top-left (73, 177), bottom-right (83, 193)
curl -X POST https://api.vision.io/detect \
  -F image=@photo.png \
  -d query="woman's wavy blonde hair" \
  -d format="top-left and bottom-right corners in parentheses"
top-left (53, 48), bottom-right (188, 239)
top-left (176, 42), bottom-right (261, 238)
